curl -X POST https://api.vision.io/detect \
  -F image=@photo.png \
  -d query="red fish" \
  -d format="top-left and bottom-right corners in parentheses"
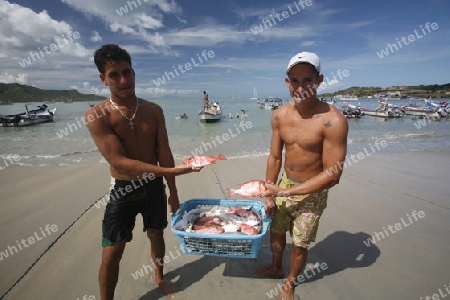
top-left (183, 154), bottom-right (226, 168)
top-left (227, 180), bottom-right (267, 198)
top-left (194, 216), bottom-right (221, 226)
top-left (226, 207), bottom-right (259, 220)
top-left (239, 224), bottom-right (260, 235)
top-left (194, 225), bottom-right (225, 234)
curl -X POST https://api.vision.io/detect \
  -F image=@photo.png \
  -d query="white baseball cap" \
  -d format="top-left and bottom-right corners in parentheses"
top-left (286, 52), bottom-right (321, 74)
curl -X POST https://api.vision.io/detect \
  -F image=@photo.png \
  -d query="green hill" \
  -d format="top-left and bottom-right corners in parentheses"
top-left (0, 83), bottom-right (105, 103)
top-left (319, 83), bottom-right (450, 99)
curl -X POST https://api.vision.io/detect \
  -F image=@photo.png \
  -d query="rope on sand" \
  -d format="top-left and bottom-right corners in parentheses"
top-left (0, 192), bottom-right (109, 300)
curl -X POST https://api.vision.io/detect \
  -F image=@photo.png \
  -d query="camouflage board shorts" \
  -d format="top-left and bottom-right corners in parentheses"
top-left (270, 172), bottom-right (328, 248)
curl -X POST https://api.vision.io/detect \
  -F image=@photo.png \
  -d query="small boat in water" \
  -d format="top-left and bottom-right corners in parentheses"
top-left (340, 103), bottom-right (362, 118)
top-left (0, 104), bottom-right (56, 127)
top-left (360, 101), bottom-right (404, 118)
top-left (249, 87), bottom-right (259, 100)
top-left (198, 102), bottom-right (221, 123)
top-left (400, 99), bottom-right (443, 120)
top-left (258, 97), bottom-right (282, 110)
top-left (175, 113), bottom-right (188, 120)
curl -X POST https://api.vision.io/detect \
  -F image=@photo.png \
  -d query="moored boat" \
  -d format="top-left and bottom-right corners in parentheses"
top-left (258, 97), bottom-right (282, 110)
top-left (340, 103), bottom-right (362, 118)
top-left (360, 101), bottom-right (404, 118)
top-left (199, 102), bottom-right (221, 123)
top-left (0, 104), bottom-right (56, 127)
top-left (400, 99), bottom-right (442, 119)
top-left (249, 88), bottom-right (259, 100)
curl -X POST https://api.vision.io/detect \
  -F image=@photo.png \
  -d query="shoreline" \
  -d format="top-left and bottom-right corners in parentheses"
top-left (2, 148), bottom-right (450, 169)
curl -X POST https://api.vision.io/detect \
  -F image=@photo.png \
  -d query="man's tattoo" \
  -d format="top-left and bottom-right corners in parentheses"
top-left (324, 121), bottom-right (332, 128)
top-left (274, 115), bottom-right (279, 122)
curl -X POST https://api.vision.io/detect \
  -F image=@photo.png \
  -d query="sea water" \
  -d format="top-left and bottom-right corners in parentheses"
top-left (1, 98), bottom-right (449, 166)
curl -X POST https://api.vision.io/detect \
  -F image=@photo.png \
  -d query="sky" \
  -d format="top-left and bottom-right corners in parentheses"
top-left (1, 0), bottom-right (449, 99)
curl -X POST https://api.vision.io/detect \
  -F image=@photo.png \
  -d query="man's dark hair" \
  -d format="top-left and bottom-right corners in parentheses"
top-left (94, 44), bottom-right (132, 74)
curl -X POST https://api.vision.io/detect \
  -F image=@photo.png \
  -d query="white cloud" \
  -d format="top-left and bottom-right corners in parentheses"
top-left (69, 82), bottom-right (109, 95)
top-left (90, 31), bottom-right (102, 42)
top-left (59, 41), bottom-right (92, 57)
top-left (1, 1), bottom-right (69, 53)
top-left (0, 0), bottom-right (91, 63)
top-left (61, 0), bottom-right (183, 52)
top-left (0, 72), bottom-right (29, 84)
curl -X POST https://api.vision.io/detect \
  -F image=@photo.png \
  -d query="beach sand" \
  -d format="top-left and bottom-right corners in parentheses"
top-left (1, 152), bottom-right (449, 300)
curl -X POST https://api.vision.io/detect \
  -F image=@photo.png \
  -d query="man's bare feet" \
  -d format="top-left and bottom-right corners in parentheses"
top-left (279, 279), bottom-right (295, 300)
top-left (155, 278), bottom-right (175, 299)
top-left (255, 266), bottom-right (284, 279)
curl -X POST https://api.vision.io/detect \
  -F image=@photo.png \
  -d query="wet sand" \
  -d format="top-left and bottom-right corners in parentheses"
top-left (1, 152), bottom-right (449, 299)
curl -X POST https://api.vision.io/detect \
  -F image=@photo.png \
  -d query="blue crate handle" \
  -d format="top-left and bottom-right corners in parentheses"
top-left (170, 202), bottom-right (190, 228)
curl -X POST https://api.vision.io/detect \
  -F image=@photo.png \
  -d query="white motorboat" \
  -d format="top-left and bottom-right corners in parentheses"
top-left (0, 104), bottom-right (57, 127)
top-left (258, 97), bottom-right (282, 110)
top-left (199, 102), bottom-right (221, 123)
top-left (360, 101), bottom-right (404, 118)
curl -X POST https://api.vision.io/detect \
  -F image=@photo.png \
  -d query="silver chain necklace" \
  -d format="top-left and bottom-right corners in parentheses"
top-left (109, 97), bottom-right (139, 130)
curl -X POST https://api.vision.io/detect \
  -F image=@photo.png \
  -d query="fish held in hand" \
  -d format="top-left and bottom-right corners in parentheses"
top-left (227, 180), bottom-right (267, 198)
top-left (183, 154), bottom-right (226, 168)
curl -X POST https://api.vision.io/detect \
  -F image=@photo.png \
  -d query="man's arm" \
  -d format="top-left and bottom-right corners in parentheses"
top-left (84, 103), bottom-right (194, 179)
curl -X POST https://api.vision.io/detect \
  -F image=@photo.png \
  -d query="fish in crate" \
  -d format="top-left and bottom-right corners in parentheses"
top-left (171, 199), bottom-right (270, 258)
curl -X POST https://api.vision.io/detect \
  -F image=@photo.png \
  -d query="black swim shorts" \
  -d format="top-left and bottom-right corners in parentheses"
top-left (102, 176), bottom-right (167, 247)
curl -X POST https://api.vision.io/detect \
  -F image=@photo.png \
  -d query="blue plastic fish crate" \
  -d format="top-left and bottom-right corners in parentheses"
top-left (171, 199), bottom-right (270, 258)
